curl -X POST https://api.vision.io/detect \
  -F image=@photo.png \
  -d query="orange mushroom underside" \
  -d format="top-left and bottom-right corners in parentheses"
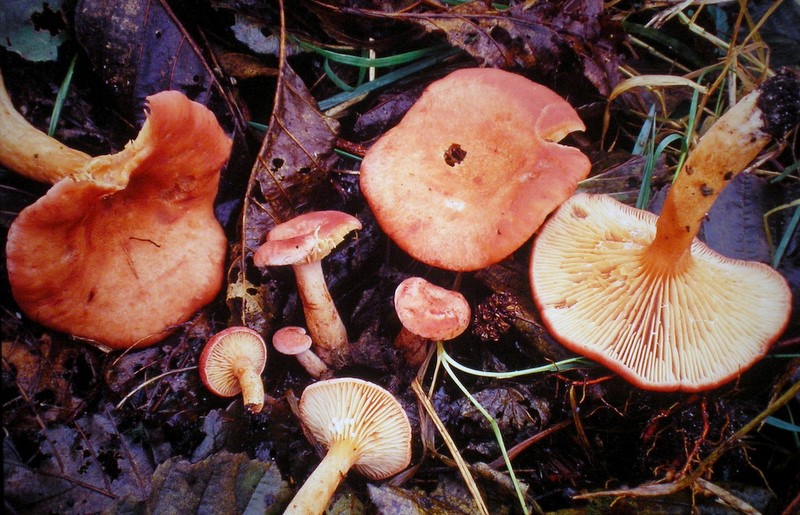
top-left (6, 91), bottom-right (231, 350)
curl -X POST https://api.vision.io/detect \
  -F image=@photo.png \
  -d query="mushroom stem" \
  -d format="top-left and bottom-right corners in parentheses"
top-left (647, 88), bottom-right (771, 270)
top-left (393, 328), bottom-right (430, 367)
top-left (283, 440), bottom-right (357, 515)
top-left (0, 70), bottom-right (91, 183)
top-left (292, 260), bottom-right (348, 353)
top-left (236, 363), bottom-right (265, 413)
top-left (295, 351), bottom-right (330, 379)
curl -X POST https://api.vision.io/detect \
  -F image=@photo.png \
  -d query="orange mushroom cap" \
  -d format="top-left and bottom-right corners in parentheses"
top-left (360, 67), bottom-right (590, 271)
top-left (394, 277), bottom-right (471, 341)
top-left (253, 210), bottom-right (362, 267)
top-left (6, 91), bottom-right (231, 350)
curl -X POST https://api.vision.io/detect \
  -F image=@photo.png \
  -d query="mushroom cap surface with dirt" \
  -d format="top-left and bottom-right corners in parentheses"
top-left (6, 91), bottom-right (231, 350)
top-left (359, 67), bottom-right (591, 271)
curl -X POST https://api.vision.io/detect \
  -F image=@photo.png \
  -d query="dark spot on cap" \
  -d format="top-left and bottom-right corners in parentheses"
top-left (723, 172), bottom-right (733, 180)
top-left (700, 184), bottom-right (714, 196)
top-left (444, 143), bottom-right (467, 167)
top-left (685, 225), bottom-right (691, 232)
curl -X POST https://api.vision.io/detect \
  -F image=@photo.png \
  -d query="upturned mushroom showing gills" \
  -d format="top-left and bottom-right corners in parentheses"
top-left (359, 67), bottom-right (591, 271)
top-left (5, 90), bottom-right (231, 350)
top-left (199, 327), bottom-right (268, 413)
top-left (253, 211), bottom-right (362, 357)
top-left (530, 69), bottom-right (800, 392)
top-left (285, 377), bottom-right (412, 515)
top-left (394, 277), bottom-right (471, 366)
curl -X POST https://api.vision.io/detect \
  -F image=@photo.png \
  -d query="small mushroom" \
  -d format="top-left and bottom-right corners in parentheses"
top-left (253, 211), bottom-right (362, 357)
top-left (530, 70), bottom-right (799, 391)
top-left (0, 70), bottom-right (91, 183)
top-left (5, 90), bottom-right (231, 350)
top-left (285, 377), bottom-right (412, 514)
top-left (360, 67), bottom-right (590, 271)
top-left (272, 326), bottom-right (330, 379)
top-left (199, 326), bottom-right (268, 413)
top-left (393, 277), bottom-right (471, 367)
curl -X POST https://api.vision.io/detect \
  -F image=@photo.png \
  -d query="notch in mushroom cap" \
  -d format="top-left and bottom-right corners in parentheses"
top-left (359, 67), bottom-right (591, 271)
top-left (6, 90), bottom-right (231, 350)
top-left (254, 211), bottom-right (362, 358)
top-left (284, 377), bottom-right (412, 514)
top-left (394, 277), bottom-right (471, 366)
top-left (199, 326), bottom-right (268, 413)
top-left (530, 70), bottom-right (799, 391)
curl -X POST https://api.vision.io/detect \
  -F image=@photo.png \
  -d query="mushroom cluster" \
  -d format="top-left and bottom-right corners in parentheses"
top-left (254, 210), bottom-right (362, 360)
top-left (5, 86), bottom-right (231, 350)
top-left (530, 70), bottom-right (799, 391)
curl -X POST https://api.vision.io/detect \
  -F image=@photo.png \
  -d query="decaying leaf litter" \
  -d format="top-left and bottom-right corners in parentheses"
top-left (2, 0), bottom-right (800, 513)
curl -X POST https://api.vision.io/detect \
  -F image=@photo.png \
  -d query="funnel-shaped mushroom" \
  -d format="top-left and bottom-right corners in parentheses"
top-left (285, 377), bottom-right (412, 515)
top-left (360, 67), bottom-right (590, 271)
top-left (6, 91), bottom-right (231, 350)
top-left (394, 277), bottom-right (471, 366)
top-left (531, 71), bottom-right (799, 391)
top-left (199, 326), bottom-right (267, 413)
top-left (253, 211), bottom-right (361, 357)
top-left (0, 70), bottom-right (91, 183)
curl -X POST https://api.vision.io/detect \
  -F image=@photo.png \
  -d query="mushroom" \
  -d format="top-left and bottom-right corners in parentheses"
top-left (530, 70), bottom-right (799, 391)
top-left (253, 211), bottom-right (362, 357)
top-left (393, 277), bottom-right (471, 367)
top-left (199, 326), bottom-right (268, 413)
top-left (285, 377), bottom-right (412, 514)
top-left (359, 67), bottom-right (590, 271)
top-left (272, 326), bottom-right (330, 379)
top-left (5, 90), bottom-right (231, 350)
top-left (0, 70), bottom-right (92, 183)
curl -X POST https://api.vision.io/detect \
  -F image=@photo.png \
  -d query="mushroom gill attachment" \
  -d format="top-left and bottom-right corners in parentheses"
top-left (360, 67), bottom-right (590, 271)
top-left (285, 377), bottom-right (412, 514)
top-left (199, 326), bottom-right (268, 413)
top-left (6, 90), bottom-right (231, 350)
top-left (531, 71), bottom-right (799, 391)
top-left (253, 211), bottom-right (362, 357)
top-left (531, 193), bottom-right (791, 391)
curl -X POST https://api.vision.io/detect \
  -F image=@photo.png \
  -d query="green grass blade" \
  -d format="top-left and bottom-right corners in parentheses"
top-left (318, 47), bottom-right (461, 111)
top-left (48, 54), bottom-right (78, 137)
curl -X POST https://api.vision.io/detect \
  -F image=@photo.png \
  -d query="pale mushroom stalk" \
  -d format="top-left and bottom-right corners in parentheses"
top-left (293, 348), bottom-right (330, 379)
top-left (647, 90), bottom-right (771, 271)
top-left (292, 260), bottom-right (348, 353)
top-left (233, 362), bottom-right (266, 412)
top-left (283, 440), bottom-right (358, 515)
top-left (0, 70), bottom-right (91, 183)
